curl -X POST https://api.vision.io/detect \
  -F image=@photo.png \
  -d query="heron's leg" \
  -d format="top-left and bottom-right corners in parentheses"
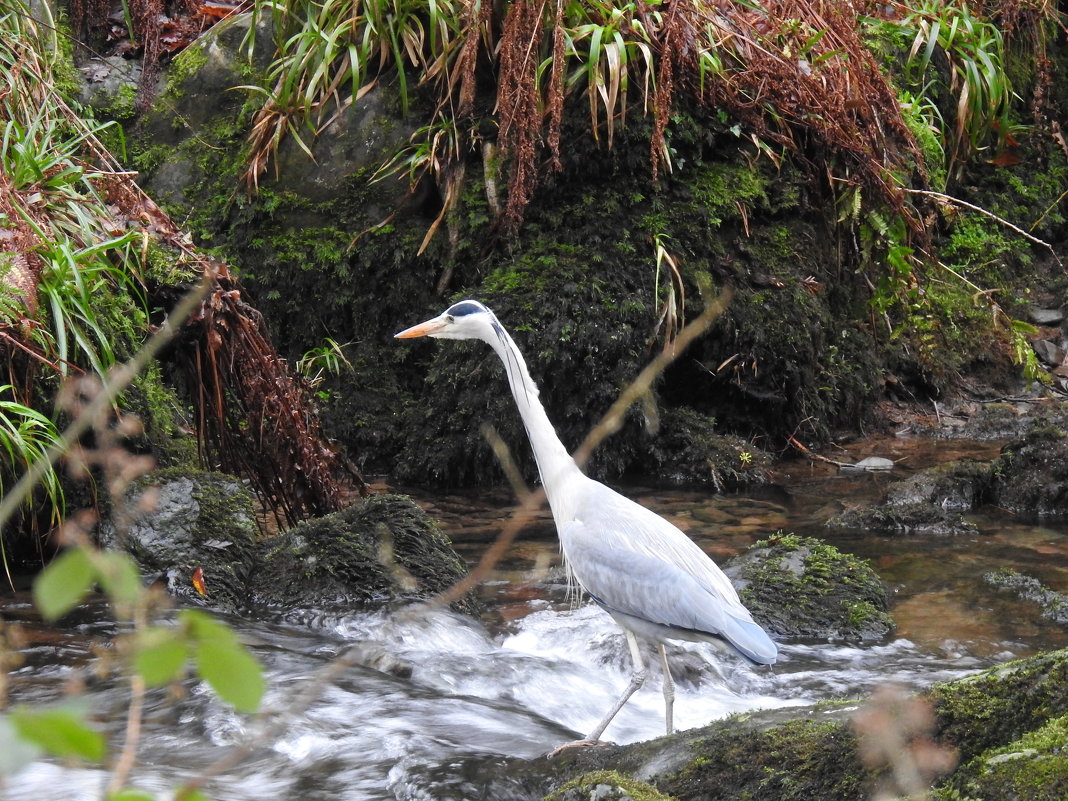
top-left (548, 631), bottom-right (647, 757)
top-left (659, 643), bottom-right (675, 735)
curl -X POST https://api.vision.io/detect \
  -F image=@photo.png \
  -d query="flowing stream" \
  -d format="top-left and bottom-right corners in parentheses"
top-left (4, 437), bottom-right (1068, 800)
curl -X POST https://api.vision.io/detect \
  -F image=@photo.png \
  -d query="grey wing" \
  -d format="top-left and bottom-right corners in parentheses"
top-left (559, 518), bottom-right (777, 664)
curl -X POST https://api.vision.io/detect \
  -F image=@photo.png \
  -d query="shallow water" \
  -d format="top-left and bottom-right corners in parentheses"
top-left (4, 436), bottom-right (1068, 800)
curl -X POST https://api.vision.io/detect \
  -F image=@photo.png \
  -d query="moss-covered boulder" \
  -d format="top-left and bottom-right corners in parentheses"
top-left (725, 534), bottom-right (895, 640)
top-left (990, 422), bottom-right (1068, 518)
top-left (935, 713), bottom-right (1068, 801)
top-left (105, 473), bottom-right (473, 614)
top-left (826, 461), bottom-right (992, 535)
top-left (250, 493), bottom-right (475, 614)
top-left (100, 467), bottom-right (259, 610)
top-left (419, 648), bottom-right (1068, 801)
top-left (931, 648), bottom-right (1068, 765)
top-left (645, 407), bottom-right (771, 489)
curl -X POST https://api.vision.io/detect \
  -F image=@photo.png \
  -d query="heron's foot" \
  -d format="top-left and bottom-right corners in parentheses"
top-left (547, 738), bottom-right (611, 759)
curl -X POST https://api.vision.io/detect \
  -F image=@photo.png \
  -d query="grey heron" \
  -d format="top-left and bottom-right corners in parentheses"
top-left (396, 300), bottom-right (776, 751)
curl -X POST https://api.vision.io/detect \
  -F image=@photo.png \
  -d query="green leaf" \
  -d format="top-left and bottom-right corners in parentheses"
top-left (0, 716), bottom-right (42, 776)
top-left (193, 639), bottom-right (265, 713)
top-left (108, 790), bottom-right (157, 801)
top-left (33, 548), bottom-right (96, 621)
top-left (10, 705), bottom-right (106, 761)
top-left (134, 626), bottom-right (190, 686)
top-left (95, 551), bottom-right (144, 609)
top-left (180, 609), bottom-right (239, 646)
top-left (181, 610), bottom-right (265, 713)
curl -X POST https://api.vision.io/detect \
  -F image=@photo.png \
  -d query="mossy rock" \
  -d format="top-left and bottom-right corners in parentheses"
top-left (932, 647), bottom-right (1068, 764)
top-left (935, 713), bottom-right (1068, 801)
top-left (991, 420), bottom-right (1068, 518)
top-left (547, 770), bottom-right (677, 801)
top-left (105, 476), bottom-right (474, 614)
top-left (661, 717), bottom-right (870, 801)
top-left (422, 649), bottom-right (1068, 801)
top-left (982, 568), bottom-right (1068, 625)
top-left (250, 493), bottom-right (476, 614)
top-left (826, 461), bottom-right (992, 535)
top-left (725, 534), bottom-right (895, 640)
top-left (101, 467), bottom-right (259, 611)
top-left (645, 407), bottom-right (770, 489)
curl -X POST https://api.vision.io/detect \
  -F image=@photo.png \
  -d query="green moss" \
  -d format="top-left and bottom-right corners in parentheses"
top-left (687, 162), bottom-right (768, 224)
top-left (666, 718), bottom-right (872, 801)
top-left (936, 713), bottom-right (1068, 801)
top-left (122, 364), bottom-right (198, 468)
top-left (735, 534), bottom-right (895, 639)
top-left (164, 42), bottom-right (211, 100)
top-left (548, 770), bottom-right (678, 801)
top-left (932, 648), bottom-right (1068, 765)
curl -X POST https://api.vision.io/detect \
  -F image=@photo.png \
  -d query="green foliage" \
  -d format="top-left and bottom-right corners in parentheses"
top-left (9, 704), bottom-right (106, 762)
top-left (868, 1), bottom-right (1018, 177)
top-left (0, 386), bottom-right (64, 530)
top-left (181, 609), bottom-right (267, 713)
top-left (31, 546), bottom-right (95, 621)
top-left (4, 541), bottom-right (267, 781)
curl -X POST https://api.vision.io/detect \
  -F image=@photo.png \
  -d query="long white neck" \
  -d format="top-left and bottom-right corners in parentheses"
top-left (483, 321), bottom-right (581, 503)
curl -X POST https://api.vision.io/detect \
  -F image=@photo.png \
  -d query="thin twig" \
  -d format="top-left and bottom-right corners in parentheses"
top-left (906, 187), bottom-right (1063, 268)
top-left (108, 665), bottom-right (146, 794)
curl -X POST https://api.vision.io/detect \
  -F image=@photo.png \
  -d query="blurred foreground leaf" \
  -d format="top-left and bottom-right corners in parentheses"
top-left (33, 548), bottom-right (95, 621)
top-left (0, 716), bottom-right (42, 775)
top-left (10, 704), bottom-right (106, 761)
top-left (181, 610), bottom-right (265, 713)
top-left (96, 551), bottom-right (145, 609)
top-left (134, 625), bottom-right (190, 686)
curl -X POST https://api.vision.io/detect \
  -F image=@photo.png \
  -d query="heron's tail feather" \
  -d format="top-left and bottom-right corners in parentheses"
top-left (721, 614), bottom-right (778, 665)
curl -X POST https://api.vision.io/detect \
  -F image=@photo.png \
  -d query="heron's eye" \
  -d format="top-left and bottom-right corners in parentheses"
top-left (446, 315), bottom-right (454, 323)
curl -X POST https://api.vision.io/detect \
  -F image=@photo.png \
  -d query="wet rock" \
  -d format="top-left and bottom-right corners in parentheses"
top-left (982, 569), bottom-right (1068, 625)
top-left (724, 534), bottom-right (895, 640)
top-left (826, 462), bottom-right (991, 535)
top-left (104, 471), bottom-right (474, 615)
top-left (1028, 308), bottom-right (1065, 326)
top-left (840, 456), bottom-right (895, 472)
top-left (989, 422), bottom-right (1068, 518)
top-left (421, 648), bottom-right (1068, 801)
top-left (100, 467), bottom-right (259, 610)
top-left (1033, 338), bottom-right (1066, 367)
top-left (250, 493), bottom-right (476, 615)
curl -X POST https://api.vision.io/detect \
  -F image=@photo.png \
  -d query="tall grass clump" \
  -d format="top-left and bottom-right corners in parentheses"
top-left (0, 2), bottom-right (159, 549)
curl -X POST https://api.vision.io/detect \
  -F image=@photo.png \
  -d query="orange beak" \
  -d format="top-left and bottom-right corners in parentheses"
top-left (394, 316), bottom-right (446, 339)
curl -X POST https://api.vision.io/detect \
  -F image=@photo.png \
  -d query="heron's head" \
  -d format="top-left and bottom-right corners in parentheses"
top-left (394, 300), bottom-right (500, 342)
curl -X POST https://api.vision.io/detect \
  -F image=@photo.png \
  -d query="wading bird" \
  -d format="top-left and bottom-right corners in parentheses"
top-left (396, 300), bottom-right (776, 751)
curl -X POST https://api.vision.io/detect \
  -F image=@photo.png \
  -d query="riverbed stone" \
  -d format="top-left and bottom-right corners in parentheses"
top-left (724, 534), bottom-right (895, 640)
top-left (1028, 307), bottom-right (1065, 326)
top-left (99, 467), bottom-right (259, 610)
top-left (989, 421), bottom-right (1068, 518)
top-left (825, 461), bottom-right (991, 535)
top-left (249, 492), bottom-right (476, 614)
top-left (983, 568), bottom-right (1068, 625)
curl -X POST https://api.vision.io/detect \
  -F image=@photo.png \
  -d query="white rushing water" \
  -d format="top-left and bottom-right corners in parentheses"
top-left (5, 598), bottom-right (990, 801)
